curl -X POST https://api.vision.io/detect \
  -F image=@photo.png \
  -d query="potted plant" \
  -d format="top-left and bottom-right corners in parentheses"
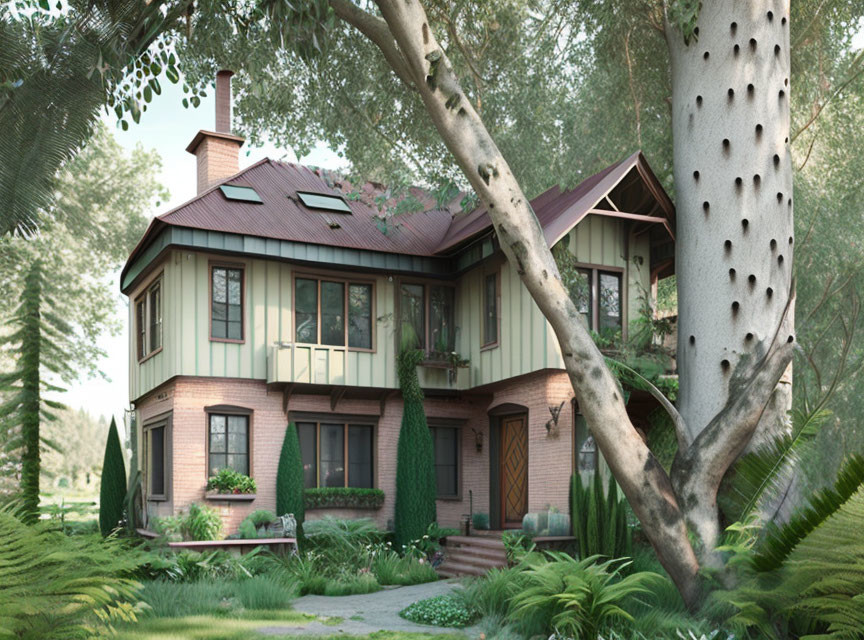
top-left (205, 468), bottom-right (257, 501)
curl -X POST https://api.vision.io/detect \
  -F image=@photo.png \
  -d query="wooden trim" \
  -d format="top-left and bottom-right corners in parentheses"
top-left (395, 277), bottom-right (457, 354)
top-left (293, 418), bottom-right (378, 489)
top-left (204, 408), bottom-right (254, 480)
top-left (499, 412), bottom-right (529, 528)
top-left (488, 402), bottom-right (529, 417)
top-left (480, 268), bottom-right (501, 350)
top-left (289, 410), bottom-right (381, 423)
top-left (142, 412), bottom-right (172, 503)
top-left (208, 260), bottom-right (247, 344)
top-left (292, 270), bottom-right (377, 352)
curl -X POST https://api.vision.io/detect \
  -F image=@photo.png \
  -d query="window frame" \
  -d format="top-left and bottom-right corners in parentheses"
top-left (209, 261), bottom-right (246, 344)
top-left (481, 270), bottom-right (500, 349)
top-left (291, 414), bottom-right (378, 489)
top-left (142, 412), bottom-right (172, 502)
top-left (429, 420), bottom-right (462, 500)
top-left (135, 271), bottom-right (164, 363)
top-left (292, 272), bottom-right (376, 352)
top-left (568, 262), bottom-right (626, 336)
top-left (396, 278), bottom-right (458, 355)
top-left (204, 405), bottom-right (253, 480)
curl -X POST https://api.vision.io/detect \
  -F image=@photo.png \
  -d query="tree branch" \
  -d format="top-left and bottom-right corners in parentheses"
top-left (328, 0), bottom-right (416, 88)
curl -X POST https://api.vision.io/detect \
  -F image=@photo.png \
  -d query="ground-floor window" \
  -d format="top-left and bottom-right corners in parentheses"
top-left (208, 413), bottom-right (250, 476)
top-left (430, 425), bottom-right (459, 498)
top-left (143, 416), bottom-right (170, 501)
top-left (573, 413), bottom-right (598, 476)
top-left (297, 421), bottom-right (375, 488)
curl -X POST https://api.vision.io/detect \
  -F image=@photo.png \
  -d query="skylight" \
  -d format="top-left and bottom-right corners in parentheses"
top-left (297, 191), bottom-right (352, 214)
top-left (220, 185), bottom-right (263, 203)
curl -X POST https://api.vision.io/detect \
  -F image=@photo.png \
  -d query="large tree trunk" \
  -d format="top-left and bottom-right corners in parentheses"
top-left (666, 0), bottom-right (794, 545)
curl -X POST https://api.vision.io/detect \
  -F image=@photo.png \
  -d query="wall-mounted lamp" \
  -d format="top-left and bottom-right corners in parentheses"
top-left (545, 401), bottom-right (566, 435)
top-left (472, 428), bottom-right (484, 452)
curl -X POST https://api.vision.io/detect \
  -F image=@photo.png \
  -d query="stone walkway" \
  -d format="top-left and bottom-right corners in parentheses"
top-left (257, 580), bottom-right (480, 637)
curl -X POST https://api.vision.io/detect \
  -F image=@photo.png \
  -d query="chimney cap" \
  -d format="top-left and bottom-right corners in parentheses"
top-left (185, 129), bottom-right (245, 155)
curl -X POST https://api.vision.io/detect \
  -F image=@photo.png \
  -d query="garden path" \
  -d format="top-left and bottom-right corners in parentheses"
top-left (256, 580), bottom-right (480, 637)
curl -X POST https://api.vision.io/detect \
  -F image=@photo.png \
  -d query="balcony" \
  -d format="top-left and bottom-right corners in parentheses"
top-left (268, 343), bottom-right (347, 385)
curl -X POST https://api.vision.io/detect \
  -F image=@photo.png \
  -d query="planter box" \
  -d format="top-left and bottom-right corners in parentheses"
top-left (205, 492), bottom-right (257, 501)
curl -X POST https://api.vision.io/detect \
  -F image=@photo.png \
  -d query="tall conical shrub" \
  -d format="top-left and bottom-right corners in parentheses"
top-left (276, 422), bottom-right (305, 543)
top-left (394, 347), bottom-right (437, 550)
top-left (570, 465), bottom-right (631, 559)
top-left (99, 417), bottom-right (126, 536)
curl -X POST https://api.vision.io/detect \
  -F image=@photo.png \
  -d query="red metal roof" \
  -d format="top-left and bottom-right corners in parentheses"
top-left (123, 152), bottom-right (674, 283)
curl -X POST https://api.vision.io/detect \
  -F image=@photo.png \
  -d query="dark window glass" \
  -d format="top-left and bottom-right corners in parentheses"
top-left (598, 271), bottom-right (622, 333)
top-left (483, 274), bottom-right (498, 345)
top-left (297, 191), bottom-right (352, 213)
top-left (348, 425), bottom-right (374, 488)
top-left (429, 286), bottom-right (455, 353)
top-left (574, 268), bottom-right (593, 329)
top-left (321, 281), bottom-right (346, 346)
top-left (298, 422), bottom-right (317, 489)
top-left (149, 425), bottom-right (165, 496)
top-left (431, 426), bottom-right (459, 497)
top-left (320, 423), bottom-right (345, 487)
top-left (400, 283), bottom-right (425, 349)
top-left (149, 283), bottom-right (162, 351)
top-left (348, 284), bottom-right (373, 349)
top-left (295, 278), bottom-right (318, 343)
top-left (208, 414), bottom-right (249, 476)
top-left (574, 414), bottom-right (597, 477)
top-left (211, 267), bottom-right (243, 340)
top-left (136, 300), bottom-right (147, 359)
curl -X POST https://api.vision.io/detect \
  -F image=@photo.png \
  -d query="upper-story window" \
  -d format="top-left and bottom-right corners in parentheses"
top-left (211, 265), bottom-right (244, 341)
top-left (136, 276), bottom-right (162, 361)
top-left (399, 282), bottom-right (455, 353)
top-left (571, 268), bottom-right (622, 336)
top-left (483, 272), bottom-right (499, 347)
top-left (295, 276), bottom-right (374, 350)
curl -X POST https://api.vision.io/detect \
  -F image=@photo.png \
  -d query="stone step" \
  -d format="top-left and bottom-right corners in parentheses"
top-left (444, 544), bottom-right (507, 563)
top-left (445, 535), bottom-right (506, 550)
top-left (436, 560), bottom-right (492, 578)
top-left (444, 549), bottom-right (507, 569)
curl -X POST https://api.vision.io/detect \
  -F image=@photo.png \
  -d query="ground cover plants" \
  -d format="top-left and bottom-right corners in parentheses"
top-left (400, 594), bottom-right (476, 628)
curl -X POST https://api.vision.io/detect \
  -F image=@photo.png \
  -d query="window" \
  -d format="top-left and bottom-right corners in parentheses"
top-left (483, 273), bottom-right (499, 346)
top-left (297, 191), bottom-right (352, 213)
top-left (431, 426), bottom-right (459, 498)
top-left (296, 421), bottom-right (374, 488)
top-left (211, 266), bottom-right (243, 341)
top-left (208, 413), bottom-right (249, 476)
top-left (563, 266), bottom-right (621, 335)
top-left (294, 277), bottom-right (374, 350)
top-left (144, 418), bottom-right (170, 501)
top-left (399, 283), bottom-right (456, 353)
top-left (573, 268), bottom-right (593, 329)
top-left (598, 272), bottom-right (622, 332)
top-left (220, 184), bottom-right (263, 203)
top-left (136, 276), bottom-right (163, 360)
top-left (573, 413), bottom-right (597, 477)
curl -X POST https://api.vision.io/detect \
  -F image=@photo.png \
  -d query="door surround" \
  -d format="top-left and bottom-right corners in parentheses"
top-left (488, 403), bottom-right (529, 530)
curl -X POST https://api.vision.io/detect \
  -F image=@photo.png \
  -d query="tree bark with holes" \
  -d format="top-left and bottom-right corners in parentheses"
top-left (327, 0), bottom-right (796, 607)
top-left (666, 0), bottom-right (796, 549)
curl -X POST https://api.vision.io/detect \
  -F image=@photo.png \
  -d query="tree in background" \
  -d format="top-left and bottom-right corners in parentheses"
top-left (0, 261), bottom-right (73, 522)
top-left (276, 423), bottom-right (305, 542)
top-left (41, 409), bottom-right (110, 493)
top-left (394, 347), bottom-right (437, 550)
top-left (0, 126), bottom-right (166, 507)
top-left (98, 417), bottom-right (126, 536)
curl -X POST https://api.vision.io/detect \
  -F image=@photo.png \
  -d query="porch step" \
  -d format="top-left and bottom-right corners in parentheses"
top-left (437, 535), bottom-right (508, 577)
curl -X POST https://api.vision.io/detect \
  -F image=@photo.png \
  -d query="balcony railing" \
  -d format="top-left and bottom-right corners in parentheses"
top-left (268, 343), bottom-right (347, 385)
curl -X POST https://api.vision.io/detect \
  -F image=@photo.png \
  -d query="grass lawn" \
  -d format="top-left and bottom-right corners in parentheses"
top-left (116, 614), bottom-right (469, 640)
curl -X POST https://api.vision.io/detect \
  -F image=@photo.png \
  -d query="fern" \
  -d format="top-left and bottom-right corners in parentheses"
top-left (753, 454), bottom-right (864, 571)
top-left (720, 407), bottom-right (831, 524)
top-left (0, 507), bottom-right (143, 637)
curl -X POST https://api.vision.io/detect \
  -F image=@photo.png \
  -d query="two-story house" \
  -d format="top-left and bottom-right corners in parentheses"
top-left (122, 71), bottom-right (676, 533)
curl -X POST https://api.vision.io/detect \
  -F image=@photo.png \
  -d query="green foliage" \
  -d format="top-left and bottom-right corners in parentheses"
top-left (456, 567), bottom-right (528, 619)
top-left (394, 348), bottom-right (437, 550)
top-left (303, 516), bottom-right (385, 552)
top-left (571, 468), bottom-right (632, 560)
top-left (667, 0), bottom-right (703, 45)
top-left (305, 487), bottom-right (385, 510)
top-left (186, 503), bottom-right (222, 541)
top-left (0, 508), bottom-right (144, 636)
top-left (509, 553), bottom-right (667, 640)
top-left (400, 595), bottom-right (477, 628)
top-left (206, 468), bottom-right (257, 494)
top-left (276, 423), bottom-right (305, 542)
top-left (370, 549), bottom-right (438, 586)
top-left (233, 574), bottom-right (297, 610)
top-left (234, 510), bottom-right (282, 539)
top-left (99, 417), bottom-right (127, 536)
top-left (472, 512), bottom-right (490, 530)
top-left (237, 519), bottom-right (258, 540)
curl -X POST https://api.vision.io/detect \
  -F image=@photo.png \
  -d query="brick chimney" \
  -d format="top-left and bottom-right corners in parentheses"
top-left (186, 70), bottom-right (245, 194)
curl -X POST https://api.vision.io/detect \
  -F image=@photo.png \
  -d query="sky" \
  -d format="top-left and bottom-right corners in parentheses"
top-left (64, 78), bottom-right (348, 422)
top-left (65, 22), bottom-right (864, 422)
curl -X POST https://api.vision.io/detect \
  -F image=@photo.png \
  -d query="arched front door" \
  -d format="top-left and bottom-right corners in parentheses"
top-left (500, 413), bottom-right (528, 528)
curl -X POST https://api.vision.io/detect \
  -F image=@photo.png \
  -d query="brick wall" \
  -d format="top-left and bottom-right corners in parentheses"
top-left (196, 136), bottom-right (241, 194)
top-left (136, 370), bottom-right (577, 536)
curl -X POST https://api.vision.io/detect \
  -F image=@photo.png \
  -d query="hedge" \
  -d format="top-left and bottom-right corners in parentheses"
top-left (305, 487), bottom-right (385, 510)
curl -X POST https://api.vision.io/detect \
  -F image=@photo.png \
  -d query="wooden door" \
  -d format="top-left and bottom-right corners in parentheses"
top-left (500, 414), bottom-right (528, 527)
